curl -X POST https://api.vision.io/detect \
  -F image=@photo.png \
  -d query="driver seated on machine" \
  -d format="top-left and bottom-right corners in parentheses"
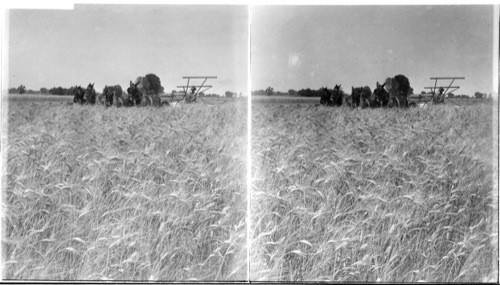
top-left (186, 86), bottom-right (197, 103)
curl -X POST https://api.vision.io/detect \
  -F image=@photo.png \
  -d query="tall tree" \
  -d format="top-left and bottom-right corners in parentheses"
top-left (18, 85), bottom-right (26, 95)
top-left (266, 86), bottom-right (274, 96)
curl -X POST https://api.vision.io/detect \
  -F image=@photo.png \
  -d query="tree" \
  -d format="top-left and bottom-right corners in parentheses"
top-left (266, 86), bottom-right (274, 96)
top-left (385, 75), bottom-right (412, 97)
top-left (145, 74), bottom-right (164, 95)
top-left (288, 89), bottom-right (297, 96)
top-left (225, 91), bottom-right (235, 98)
top-left (136, 74), bottom-right (164, 95)
top-left (474, 92), bottom-right (484, 99)
top-left (18, 85), bottom-right (26, 95)
top-left (40, 88), bottom-right (49, 94)
top-left (113, 85), bottom-right (123, 97)
top-left (448, 92), bottom-right (455, 98)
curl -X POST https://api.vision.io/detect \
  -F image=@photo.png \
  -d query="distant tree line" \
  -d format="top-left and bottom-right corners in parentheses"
top-left (252, 87), bottom-right (290, 96)
top-left (473, 92), bottom-right (489, 99)
top-left (253, 85), bottom-right (489, 99)
top-left (252, 87), bottom-right (334, 97)
top-left (8, 85), bottom-right (86, 96)
top-left (419, 91), bottom-right (491, 99)
top-left (448, 93), bottom-right (472, 99)
top-left (200, 93), bottom-right (221, 97)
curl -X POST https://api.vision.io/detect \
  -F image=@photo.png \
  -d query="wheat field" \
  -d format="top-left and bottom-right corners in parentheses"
top-left (250, 102), bottom-right (497, 282)
top-left (2, 97), bottom-right (497, 282)
top-left (3, 99), bottom-right (247, 280)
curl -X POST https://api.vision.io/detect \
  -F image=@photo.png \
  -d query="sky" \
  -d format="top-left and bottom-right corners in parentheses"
top-left (251, 5), bottom-right (495, 96)
top-left (8, 5), bottom-right (248, 95)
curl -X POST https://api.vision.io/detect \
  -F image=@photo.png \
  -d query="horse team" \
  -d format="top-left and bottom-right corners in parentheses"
top-left (73, 74), bottom-right (413, 108)
top-left (320, 74), bottom-right (413, 108)
top-left (73, 81), bottom-right (147, 107)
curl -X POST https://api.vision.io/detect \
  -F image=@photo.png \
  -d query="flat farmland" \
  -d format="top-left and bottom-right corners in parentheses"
top-left (7, 94), bottom-right (74, 103)
top-left (3, 99), bottom-right (247, 280)
top-left (251, 95), bottom-right (490, 105)
top-left (250, 102), bottom-right (497, 282)
top-left (252, 96), bottom-right (318, 104)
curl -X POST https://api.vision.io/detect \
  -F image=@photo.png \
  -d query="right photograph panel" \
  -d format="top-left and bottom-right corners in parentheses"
top-left (250, 5), bottom-right (497, 282)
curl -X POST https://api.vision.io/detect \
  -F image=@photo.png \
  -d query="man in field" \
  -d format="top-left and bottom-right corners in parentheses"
top-left (436, 87), bottom-right (445, 103)
top-left (186, 86), bottom-right (197, 103)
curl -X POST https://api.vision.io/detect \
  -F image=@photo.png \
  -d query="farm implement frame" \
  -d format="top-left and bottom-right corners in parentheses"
top-left (171, 76), bottom-right (217, 105)
top-left (408, 77), bottom-right (465, 107)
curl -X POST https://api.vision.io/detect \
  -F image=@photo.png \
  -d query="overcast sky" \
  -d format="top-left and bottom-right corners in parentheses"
top-left (251, 5), bottom-right (495, 95)
top-left (7, 5), bottom-right (496, 96)
top-left (8, 5), bottom-right (248, 95)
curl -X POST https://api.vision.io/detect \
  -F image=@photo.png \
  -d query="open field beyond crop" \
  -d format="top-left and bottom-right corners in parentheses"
top-left (251, 95), bottom-right (490, 106)
top-left (251, 102), bottom-right (497, 282)
top-left (3, 99), bottom-right (247, 280)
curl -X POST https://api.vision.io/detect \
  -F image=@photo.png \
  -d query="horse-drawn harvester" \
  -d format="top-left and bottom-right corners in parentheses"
top-left (326, 75), bottom-right (465, 109)
top-left (93, 76), bottom-right (217, 107)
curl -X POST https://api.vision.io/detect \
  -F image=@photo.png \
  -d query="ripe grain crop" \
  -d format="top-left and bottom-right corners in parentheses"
top-left (250, 102), bottom-right (497, 282)
top-left (7, 94), bottom-right (73, 103)
top-left (3, 99), bottom-right (247, 280)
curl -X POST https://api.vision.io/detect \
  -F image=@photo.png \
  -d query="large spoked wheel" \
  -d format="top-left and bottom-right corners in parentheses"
top-left (115, 97), bottom-right (124, 107)
top-left (433, 96), bottom-right (445, 105)
top-left (352, 99), bottom-right (358, 109)
top-left (151, 96), bottom-right (162, 107)
top-left (388, 97), bottom-right (400, 108)
top-left (97, 95), bottom-right (106, 106)
top-left (345, 97), bottom-right (352, 108)
top-left (401, 97), bottom-right (409, 108)
top-left (140, 95), bottom-right (153, 106)
top-left (361, 98), bottom-right (371, 109)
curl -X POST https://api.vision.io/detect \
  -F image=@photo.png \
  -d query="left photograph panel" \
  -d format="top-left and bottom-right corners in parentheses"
top-left (3, 5), bottom-right (248, 281)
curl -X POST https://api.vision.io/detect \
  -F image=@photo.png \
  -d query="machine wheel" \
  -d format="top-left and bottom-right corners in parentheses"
top-left (115, 97), bottom-right (124, 107)
top-left (97, 95), bottom-right (106, 105)
top-left (141, 95), bottom-right (153, 106)
top-left (345, 97), bottom-right (352, 108)
top-left (361, 98), bottom-right (370, 109)
top-left (388, 97), bottom-right (400, 108)
top-left (152, 96), bottom-right (162, 107)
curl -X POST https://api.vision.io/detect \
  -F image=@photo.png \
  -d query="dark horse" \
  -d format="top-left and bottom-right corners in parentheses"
top-left (372, 82), bottom-right (390, 107)
top-left (331, 84), bottom-right (343, 106)
top-left (320, 85), bottom-right (343, 106)
top-left (73, 86), bottom-right (86, 104)
top-left (319, 87), bottom-right (332, 106)
top-left (351, 86), bottom-right (372, 108)
top-left (126, 81), bottom-right (142, 106)
top-left (85, 83), bottom-right (96, 105)
top-left (103, 86), bottom-right (115, 107)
